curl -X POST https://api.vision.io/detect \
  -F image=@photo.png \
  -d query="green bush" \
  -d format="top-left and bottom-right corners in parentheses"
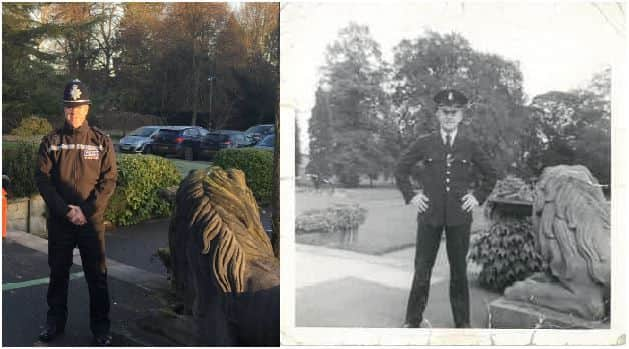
top-left (2, 141), bottom-right (39, 197)
top-left (105, 154), bottom-right (181, 226)
top-left (11, 116), bottom-right (53, 137)
top-left (213, 148), bottom-right (273, 205)
top-left (468, 218), bottom-right (547, 292)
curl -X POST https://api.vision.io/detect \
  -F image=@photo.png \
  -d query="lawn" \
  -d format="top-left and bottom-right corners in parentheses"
top-left (166, 157), bottom-right (213, 177)
top-left (295, 186), bottom-right (489, 255)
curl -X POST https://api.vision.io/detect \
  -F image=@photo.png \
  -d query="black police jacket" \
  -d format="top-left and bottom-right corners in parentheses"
top-left (395, 131), bottom-right (497, 226)
top-left (35, 121), bottom-right (117, 222)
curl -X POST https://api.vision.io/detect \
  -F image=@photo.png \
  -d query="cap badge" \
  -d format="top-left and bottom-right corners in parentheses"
top-left (70, 85), bottom-right (82, 100)
top-left (448, 92), bottom-right (453, 101)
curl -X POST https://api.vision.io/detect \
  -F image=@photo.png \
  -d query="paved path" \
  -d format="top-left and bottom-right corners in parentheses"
top-left (2, 230), bottom-right (173, 346)
top-left (295, 242), bottom-right (499, 329)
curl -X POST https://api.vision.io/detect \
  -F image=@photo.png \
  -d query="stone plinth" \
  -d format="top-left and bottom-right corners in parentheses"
top-left (489, 297), bottom-right (609, 329)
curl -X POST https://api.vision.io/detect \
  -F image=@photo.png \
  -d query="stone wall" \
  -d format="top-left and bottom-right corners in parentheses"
top-left (6, 194), bottom-right (47, 237)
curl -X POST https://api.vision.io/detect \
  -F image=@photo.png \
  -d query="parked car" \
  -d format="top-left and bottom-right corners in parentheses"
top-left (244, 123), bottom-right (275, 144)
top-left (118, 126), bottom-right (163, 154)
top-left (253, 134), bottom-right (275, 152)
top-left (192, 130), bottom-right (256, 160)
top-left (150, 126), bottom-right (209, 160)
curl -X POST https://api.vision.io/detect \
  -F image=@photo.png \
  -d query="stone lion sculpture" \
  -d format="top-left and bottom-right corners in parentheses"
top-left (169, 166), bottom-right (279, 345)
top-left (504, 165), bottom-right (610, 321)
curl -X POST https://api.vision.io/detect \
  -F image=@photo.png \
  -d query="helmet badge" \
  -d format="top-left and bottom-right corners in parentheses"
top-left (70, 85), bottom-right (82, 100)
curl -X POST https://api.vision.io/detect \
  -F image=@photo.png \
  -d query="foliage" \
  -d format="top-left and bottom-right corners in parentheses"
top-left (306, 88), bottom-right (334, 178)
top-left (105, 154), bottom-right (181, 226)
top-left (295, 204), bottom-right (367, 235)
top-left (213, 148), bottom-right (273, 205)
top-left (295, 118), bottom-right (301, 174)
top-left (1, 141), bottom-right (39, 197)
top-left (2, 3), bottom-right (67, 132)
top-left (10, 116), bottom-right (53, 137)
top-left (3, 3), bottom-right (278, 134)
top-left (526, 68), bottom-right (611, 190)
top-left (468, 218), bottom-right (547, 292)
top-left (388, 31), bottom-right (528, 176)
top-left (308, 23), bottom-right (389, 187)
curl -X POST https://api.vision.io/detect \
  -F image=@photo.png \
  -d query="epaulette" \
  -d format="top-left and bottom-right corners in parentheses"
top-left (90, 126), bottom-right (109, 139)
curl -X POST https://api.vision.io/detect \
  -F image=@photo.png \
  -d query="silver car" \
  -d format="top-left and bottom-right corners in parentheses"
top-left (118, 126), bottom-right (162, 153)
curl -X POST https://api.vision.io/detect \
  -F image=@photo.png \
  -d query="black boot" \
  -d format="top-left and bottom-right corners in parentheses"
top-left (38, 324), bottom-right (64, 342)
top-left (93, 333), bottom-right (113, 346)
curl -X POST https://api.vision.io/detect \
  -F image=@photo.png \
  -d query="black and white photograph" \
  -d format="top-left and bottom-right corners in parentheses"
top-left (281, 1), bottom-right (625, 345)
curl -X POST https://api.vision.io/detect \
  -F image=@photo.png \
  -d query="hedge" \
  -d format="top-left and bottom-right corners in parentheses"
top-left (2, 141), bottom-right (39, 197)
top-left (213, 148), bottom-right (273, 205)
top-left (11, 116), bottom-right (53, 137)
top-left (104, 154), bottom-right (181, 226)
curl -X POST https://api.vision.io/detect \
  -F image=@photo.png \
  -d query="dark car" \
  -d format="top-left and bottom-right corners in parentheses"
top-left (244, 124), bottom-right (275, 144)
top-left (150, 126), bottom-right (209, 159)
top-left (118, 126), bottom-right (163, 154)
top-left (253, 134), bottom-right (275, 152)
top-left (192, 130), bottom-right (256, 160)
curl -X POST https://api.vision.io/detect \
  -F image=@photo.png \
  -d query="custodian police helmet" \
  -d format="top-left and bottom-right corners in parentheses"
top-left (63, 79), bottom-right (91, 106)
top-left (433, 89), bottom-right (468, 108)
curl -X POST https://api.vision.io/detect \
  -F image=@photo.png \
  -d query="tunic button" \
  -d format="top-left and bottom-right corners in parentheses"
top-left (446, 186), bottom-right (450, 192)
top-left (446, 178), bottom-right (450, 183)
top-left (446, 163), bottom-right (451, 168)
top-left (446, 171), bottom-right (451, 175)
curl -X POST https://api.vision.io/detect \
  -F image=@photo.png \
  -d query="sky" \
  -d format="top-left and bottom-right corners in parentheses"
top-left (280, 2), bottom-right (626, 153)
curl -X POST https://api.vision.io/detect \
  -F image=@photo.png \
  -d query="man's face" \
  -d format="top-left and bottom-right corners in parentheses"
top-left (436, 106), bottom-right (463, 132)
top-left (64, 104), bottom-right (89, 129)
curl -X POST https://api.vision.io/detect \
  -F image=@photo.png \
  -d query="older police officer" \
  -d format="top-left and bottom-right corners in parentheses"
top-left (395, 89), bottom-right (497, 328)
top-left (35, 79), bottom-right (117, 345)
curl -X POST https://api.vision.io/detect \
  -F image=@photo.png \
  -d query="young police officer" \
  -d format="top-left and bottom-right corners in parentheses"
top-left (395, 89), bottom-right (497, 328)
top-left (35, 79), bottom-right (117, 345)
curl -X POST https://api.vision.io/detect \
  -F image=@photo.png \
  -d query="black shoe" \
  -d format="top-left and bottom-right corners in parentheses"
top-left (402, 322), bottom-right (420, 328)
top-left (456, 322), bottom-right (471, 328)
top-left (38, 324), bottom-right (64, 342)
top-left (93, 333), bottom-right (113, 346)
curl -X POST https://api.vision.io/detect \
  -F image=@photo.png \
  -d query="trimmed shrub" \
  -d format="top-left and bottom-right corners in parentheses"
top-left (11, 116), bottom-right (53, 137)
top-left (105, 154), bottom-right (181, 226)
top-left (2, 141), bottom-right (39, 197)
top-left (213, 148), bottom-right (273, 205)
top-left (295, 204), bottom-right (367, 235)
top-left (468, 218), bottom-right (547, 292)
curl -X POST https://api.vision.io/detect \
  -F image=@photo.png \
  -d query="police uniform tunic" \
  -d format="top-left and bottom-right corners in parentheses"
top-left (35, 120), bottom-right (117, 336)
top-left (395, 130), bottom-right (497, 327)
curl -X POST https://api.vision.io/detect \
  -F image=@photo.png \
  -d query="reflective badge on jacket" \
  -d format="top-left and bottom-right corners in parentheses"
top-left (83, 149), bottom-right (100, 160)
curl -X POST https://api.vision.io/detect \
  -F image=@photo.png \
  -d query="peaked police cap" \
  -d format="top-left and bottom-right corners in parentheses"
top-left (434, 89), bottom-right (468, 108)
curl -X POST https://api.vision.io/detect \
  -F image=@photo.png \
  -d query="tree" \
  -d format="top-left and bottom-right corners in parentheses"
top-left (528, 67), bottom-right (611, 188)
top-left (390, 31), bottom-right (528, 176)
top-left (306, 88), bottom-right (334, 178)
top-left (2, 3), bottom-right (66, 131)
top-left (295, 118), bottom-right (301, 175)
top-left (312, 23), bottom-right (388, 187)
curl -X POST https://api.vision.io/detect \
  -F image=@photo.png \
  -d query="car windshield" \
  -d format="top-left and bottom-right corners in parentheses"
top-left (245, 125), bottom-right (272, 134)
top-left (129, 127), bottom-right (158, 137)
top-left (259, 134), bottom-right (275, 146)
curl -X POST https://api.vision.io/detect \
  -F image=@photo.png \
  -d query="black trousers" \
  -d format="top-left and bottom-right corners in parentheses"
top-left (46, 218), bottom-right (110, 335)
top-left (405, 223), bottom-right (471, 327)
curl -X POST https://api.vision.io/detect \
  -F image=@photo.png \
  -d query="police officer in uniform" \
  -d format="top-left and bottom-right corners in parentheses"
top-left (35, 79), bottom-right (117, 345)
top-left (395, 89), bottom-right (497, 328)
